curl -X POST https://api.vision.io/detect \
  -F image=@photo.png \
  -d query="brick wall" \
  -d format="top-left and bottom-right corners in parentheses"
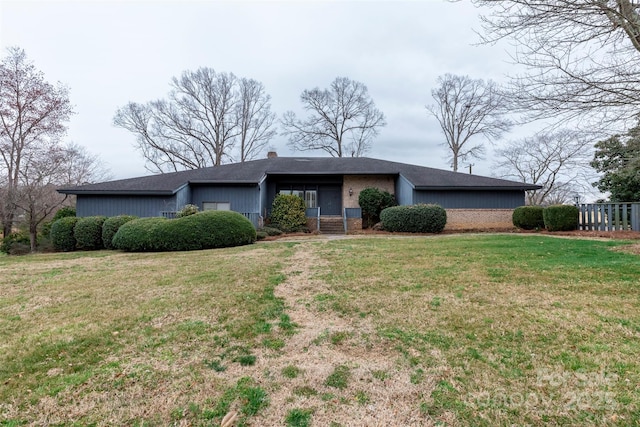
top-left (343, 175), bottom-right (395, 209)
top-left (445, 209), bottom-right (514, 230)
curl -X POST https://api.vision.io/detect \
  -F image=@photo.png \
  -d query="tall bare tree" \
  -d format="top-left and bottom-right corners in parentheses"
top-left (114, 68), bottom-right (276, 173)
top-left (471, 0), bottom-right (640, 128)
top-left (0, 47), bottom-right (73, 238)
top-left (427, 74), bottom-right (511, 172)
top-left (281, 77), bottom-right (386, 157)
top-left (236, 78), bottom-right (277, 162)
top-left (494, 130), bottom-right (594, 205)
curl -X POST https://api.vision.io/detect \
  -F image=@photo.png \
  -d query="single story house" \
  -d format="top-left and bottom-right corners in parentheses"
top-left (57, 154), bottom-right (540, 232)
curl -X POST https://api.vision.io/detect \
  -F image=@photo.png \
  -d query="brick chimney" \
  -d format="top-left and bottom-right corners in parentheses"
top-left (267, 151), bottom-right (278, 158)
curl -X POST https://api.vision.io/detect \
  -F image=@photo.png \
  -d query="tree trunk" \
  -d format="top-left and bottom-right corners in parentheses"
top-left (29, 222), bottom-right (38, 253)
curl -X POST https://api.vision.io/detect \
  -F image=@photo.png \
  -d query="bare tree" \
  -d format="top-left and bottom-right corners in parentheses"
top-left (236, 78), bottom-right (277, 162)
top-left (494, 130), bottom-right (594, 205)
top-left (114, 68), bottom-right (276, 173)
top-left (0, 47), bottom-right (73, 238)
top-left (282, 77), bottom-right (386, 157)
top-left (426, 74), bottom-right (512, 172)
top-left (471, 0), bottom-right (640, 128)
top-left (13, 143), bottom-right (109, 252)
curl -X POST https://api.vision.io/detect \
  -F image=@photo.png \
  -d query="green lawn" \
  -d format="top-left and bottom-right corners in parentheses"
top-left (0, 235), bottom-right (639, 426)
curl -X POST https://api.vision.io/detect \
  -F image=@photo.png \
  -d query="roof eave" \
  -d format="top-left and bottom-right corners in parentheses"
top-left (57, 189), bottom-right (176, 196)
top-left (414, 185), bottom-right (542, 191)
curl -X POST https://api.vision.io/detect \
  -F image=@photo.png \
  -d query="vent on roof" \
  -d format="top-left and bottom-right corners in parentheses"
top-left (267, 151), bottom-right (278, 158)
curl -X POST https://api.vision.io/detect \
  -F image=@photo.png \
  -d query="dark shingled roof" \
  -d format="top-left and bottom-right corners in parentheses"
top-left (58, 157), bottom-right (540, 195)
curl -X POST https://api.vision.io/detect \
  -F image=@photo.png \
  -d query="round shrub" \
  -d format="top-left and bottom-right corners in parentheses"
top-left (74, 216), bottom-right (107, 250)
top-left (112, 211), bottom-right (256, 252)
top-left (512, 206), bottom-right (545, 230)
top-left (358, 187), bottom-right (396, 228)
top-left (42, 206), bottom-right (76, 238)
top-left (543, 205), bottom-right (579, 232)
top-left (256, 230), bottom-right (269, 240)
top-left (270, 194), bottom-right (307, 232)
top-left (50, 217), bottom-right (79, 252)
top-left (102, 215), bottom-right (138, 249)
top-left (380, 204), bottom-right (447, 233)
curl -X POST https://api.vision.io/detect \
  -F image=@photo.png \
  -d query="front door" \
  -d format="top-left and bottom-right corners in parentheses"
top-left (319, 186), bottom-right (342, 215)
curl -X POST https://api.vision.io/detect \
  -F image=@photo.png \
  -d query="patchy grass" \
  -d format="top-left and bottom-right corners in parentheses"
top-left (1, 235), bottom-right (639, 425)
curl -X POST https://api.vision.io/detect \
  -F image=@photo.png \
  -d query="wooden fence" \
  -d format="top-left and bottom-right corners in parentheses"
top-left (577, 203), bottom-right (640, 231)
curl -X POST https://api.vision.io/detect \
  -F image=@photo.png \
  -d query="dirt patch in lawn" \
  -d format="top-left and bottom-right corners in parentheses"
top-left (248, 241), bottom-right (439, 426)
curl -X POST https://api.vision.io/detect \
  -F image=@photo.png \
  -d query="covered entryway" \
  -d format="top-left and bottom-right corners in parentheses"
top-left (318, 185), bottom-right (342, 216)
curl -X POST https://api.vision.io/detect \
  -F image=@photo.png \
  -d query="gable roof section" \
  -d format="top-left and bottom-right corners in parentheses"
top-left (58, 157), bottom-right (540, 195)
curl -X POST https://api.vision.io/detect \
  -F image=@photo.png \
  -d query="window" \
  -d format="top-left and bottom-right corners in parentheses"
top-left (202, 202), bottom-right (231, 211)
top-left (278, 188), bottom-right (317, 208)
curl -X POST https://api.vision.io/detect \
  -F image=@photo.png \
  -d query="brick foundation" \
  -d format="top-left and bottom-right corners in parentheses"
top-left (445, 209), bottom-right (514, 230)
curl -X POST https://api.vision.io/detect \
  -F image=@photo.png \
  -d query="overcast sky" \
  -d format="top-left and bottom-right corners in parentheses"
top-left (0, 0), bottom-right (521, 180)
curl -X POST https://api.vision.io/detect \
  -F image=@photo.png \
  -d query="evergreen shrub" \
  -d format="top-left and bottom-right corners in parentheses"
top-left (112, 211), bottom-right (256, 252)
top-left (51, 217), bottom-right (79, 252)
top-left (358, 187), bottom-right (396, 228)
top-left (512, 206), bottom-right (545, 230)
top-left (0, 233), bottom-right (30, 255)
top-left (269, 194), bottom-right (307, 232)
top-left (543, 205), bottom-right (579, 231)
top-left (380, 204), bottom-right (447, 233)
top-left (74, 216), bottom-right (107, 250)
top-left (102, 215), bottom-right (138, 249)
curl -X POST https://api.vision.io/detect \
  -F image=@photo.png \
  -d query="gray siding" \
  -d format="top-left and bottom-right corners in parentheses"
top-left (191, 185), bottom-right (260, 214)
top-left (413, 190), bottom-right (524, 209)
top-left (395, 175), bottom-right (414, 205)
top-left (76, 195), bottom-right (177, 217)
top-left (175, 185), bottom-right (191, 210)
top-left (259, 180), bottom-right (268, 217)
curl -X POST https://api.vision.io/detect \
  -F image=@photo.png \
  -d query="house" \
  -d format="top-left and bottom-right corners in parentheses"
top-left (57, 155), bottom-right (540, 232)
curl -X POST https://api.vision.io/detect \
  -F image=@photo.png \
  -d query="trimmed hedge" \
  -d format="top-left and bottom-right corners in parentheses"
top-left (74, 216), bottom-right (107, 250)
top-left (543, 204), bottom-right (579, 232)
top-left (380, 204), bottom-right (447, 233)
top-left (51, 217), bottom-right (79, 252)
top-left (112, 210), bottom-right (256, 252)
top-left (512, 206), bottom-right (545, 230)
top-left (270, 194), bottom-right (307, 232)
top-left (42, 206), bottom-right (76, 238)
top-left (102, 215), bottom-right (138, 249)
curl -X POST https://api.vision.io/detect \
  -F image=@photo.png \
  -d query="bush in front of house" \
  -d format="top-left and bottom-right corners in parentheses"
top-left (175, 204), bottom-right (199, 218)
top-left (512, 206), bottom-right (545, 230)
top-left (102, 215), bottom-right (138, 249)
top-left (74, 216), bottom-right (107, 250)
top-left (50, 217), bottom-right (79, 252)
top-left (358, 187), bottom-right (396, 228)
top-left (543, 204), bottom-right (579, 232)
top-left (41, 206), bottom-right (76, 238)
top-left (380, 204), bottom-right (447, 233)
top-left (269, 194), bottom-right (307, 232)
top-left (112, 211), bottom-right (256, 252)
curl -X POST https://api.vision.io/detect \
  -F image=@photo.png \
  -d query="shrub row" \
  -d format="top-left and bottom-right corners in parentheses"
top-left (380, 204), bottom-right (447, 233)
top-left (512, 205), bottom-right (579, 231)
top-left (50, 215), bottom-right (137, 252)
top-left (112, 210), bottom-right (256, 252)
